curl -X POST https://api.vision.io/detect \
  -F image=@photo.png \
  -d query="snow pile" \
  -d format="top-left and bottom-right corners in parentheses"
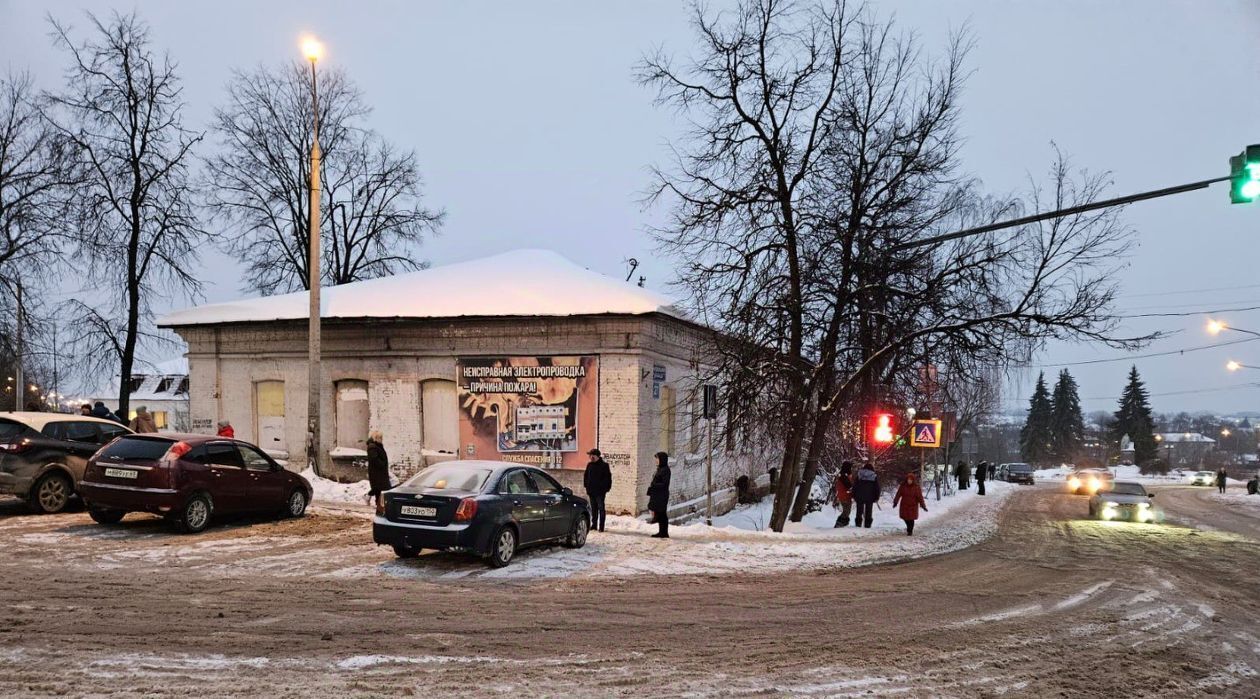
top-left (158, 249), bottom-right (684, 327)
top-left (340, 481), bottom-right (1019, 580)
top-left (300, 468), bottom-right (370, 505)
top-left (604, 479), bottom-right (1014, 541)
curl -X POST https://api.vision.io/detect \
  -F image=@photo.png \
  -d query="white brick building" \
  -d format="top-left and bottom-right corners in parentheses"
top-left (158, 250), bottom-right (773, 515)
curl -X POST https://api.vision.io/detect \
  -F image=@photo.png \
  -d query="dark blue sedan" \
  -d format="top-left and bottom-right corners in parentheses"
top-left (372, 461), bottom-right (592, 567)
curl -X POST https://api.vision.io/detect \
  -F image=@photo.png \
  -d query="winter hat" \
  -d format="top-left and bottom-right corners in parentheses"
top-left (217, 420), bottom-right (230, 428)
top-left (587, 448), bottom-right (602, 457)
top-left (840, 461), bottom-right (853, 475)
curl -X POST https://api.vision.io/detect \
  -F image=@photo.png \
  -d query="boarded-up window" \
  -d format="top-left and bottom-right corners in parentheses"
top-left (420, 379), bottom-right (458, 453)
top-left (255, 381), bottom-right (286, 453)
top-left (659, 385), bottom-right (676, 456)
top-left (335, 380), bottom-right (370, 449)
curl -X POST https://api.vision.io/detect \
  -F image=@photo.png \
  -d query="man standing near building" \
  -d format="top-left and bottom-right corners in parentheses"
top-left (583, 448), bottom-right (612, 532)
top-left (954, 460), bottom-right (971, 491)
top-left (852, 461), bottom-right (880, 529)
top-left (975, 461), bottom-right (988, 496)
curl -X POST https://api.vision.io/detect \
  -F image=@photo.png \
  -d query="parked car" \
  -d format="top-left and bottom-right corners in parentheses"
top-left (0, 412), bottom-right (133, 513)
top-left (1003, 463), bottom-right (1036, 485)
top-left (1088, 481), bottom-right (1157, 523)
top-left (1188, 470), bottom-right (1215, 487)
top-left (1067, 468), bottom-right (1112, 495)
top-left (78, 434), bottom-right (312, 533)
top-left (373, 461), bottom-right (591, 567)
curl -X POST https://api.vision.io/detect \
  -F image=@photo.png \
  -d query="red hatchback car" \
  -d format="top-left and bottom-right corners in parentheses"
top-left (79, 434), bottom-right (312, 533)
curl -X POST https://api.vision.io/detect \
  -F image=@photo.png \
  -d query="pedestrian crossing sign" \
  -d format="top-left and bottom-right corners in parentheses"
top-left (910, 419), bottom-right (942, 448)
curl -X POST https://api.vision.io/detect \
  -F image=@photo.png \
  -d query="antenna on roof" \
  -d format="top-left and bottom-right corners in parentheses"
top-left (624, 258), bottom-right (639, 283)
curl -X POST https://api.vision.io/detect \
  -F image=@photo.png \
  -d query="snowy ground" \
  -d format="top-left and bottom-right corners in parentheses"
top-left (300, 467), bottom-right (371, 505)
top-left (306, 478), bottom-right (1020, 580)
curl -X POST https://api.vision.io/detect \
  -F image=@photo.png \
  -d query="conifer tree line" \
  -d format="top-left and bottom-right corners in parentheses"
top-left (1020, 365), bottom-right (1157, 469)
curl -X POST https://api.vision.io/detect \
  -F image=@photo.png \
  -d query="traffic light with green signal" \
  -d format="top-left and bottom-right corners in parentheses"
top-left (1230, 145), bottom-right (1260, 203)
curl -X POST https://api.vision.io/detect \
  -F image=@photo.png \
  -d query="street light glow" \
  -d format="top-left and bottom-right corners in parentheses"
top-left (301, 36), bottom-right (323, 62)
top-left (1207, 318), bottom-right (1227, 335)
top-left (1227, 360), bottom-right (1242, 371)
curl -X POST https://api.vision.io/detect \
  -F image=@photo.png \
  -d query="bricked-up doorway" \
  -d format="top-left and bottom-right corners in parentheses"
top-left (335, 380), bottom-right (370, 450)
top-left (254, 380), bottom-right (286, 456)
top-left (420, 379), bottom-right (458, 453)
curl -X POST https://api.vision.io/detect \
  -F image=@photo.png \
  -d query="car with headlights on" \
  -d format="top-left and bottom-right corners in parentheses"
top-left (1088, 481), bottom-right (1157, 523)
top-left (78, 434), bottom-right (312, 533)
top-left (1188, 470), bottom-right (1215, 487)
top-left (0, 412), bottom-right (132, 513)
top-left (1067, 468), bottom-right (1112, 495)
top-left (373, 461), bottom-right (591, 568)
top-left (1003, 463), bottom-right (1036, 485)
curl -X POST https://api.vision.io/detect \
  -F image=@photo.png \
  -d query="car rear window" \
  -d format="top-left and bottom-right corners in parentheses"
top-left (405, 464), bottom-right (492, 492)
top-left (0, 420), bottom-right (30, 441)
top-left (97, 437), bottom-right (175, 461)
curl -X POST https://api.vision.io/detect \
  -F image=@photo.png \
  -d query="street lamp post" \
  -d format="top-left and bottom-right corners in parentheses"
top-left (302, 36), bottom-right (324, 476)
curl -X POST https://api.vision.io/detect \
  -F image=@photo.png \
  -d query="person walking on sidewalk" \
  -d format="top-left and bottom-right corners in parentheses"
top-left (1216, 467), bottom-right (1229, 495)
top-left (893, 472), bottom-right (928, 536)
top-left (647, 451), bottom-right (671, 538)
top-left (975, 461), bottom-right (988, 496)
top-left (583, 448), bottom-right (612, 532)
top-left (954, 460), bottom-right (971, 491)
top-left (852, 461), bottom-right (880, 529)
top-left (832, 461), bottom-right (854, 527)
top-left (365, 431), bottom-right (392, 510)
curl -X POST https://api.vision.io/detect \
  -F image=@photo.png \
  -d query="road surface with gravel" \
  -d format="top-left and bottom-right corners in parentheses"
top-left (1, 483), bottom-right (1257, 698)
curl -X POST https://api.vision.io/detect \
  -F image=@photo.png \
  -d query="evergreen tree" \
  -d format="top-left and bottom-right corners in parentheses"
top-left (1020, 372), bottom-right (1054, 465)
top-left (1112, 366), bottom-right (1158, 470)
top-left (1049, 369), bottom-right (1085, 465)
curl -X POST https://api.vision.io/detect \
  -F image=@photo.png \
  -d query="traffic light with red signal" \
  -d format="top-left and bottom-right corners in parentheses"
top-left (871, 412), bottom-right (895, 445)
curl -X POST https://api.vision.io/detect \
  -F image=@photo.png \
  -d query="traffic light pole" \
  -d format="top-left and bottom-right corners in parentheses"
top-left (894, 175), bottom-right (1231, 252)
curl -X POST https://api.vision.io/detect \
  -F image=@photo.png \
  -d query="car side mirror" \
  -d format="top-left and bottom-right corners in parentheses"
top-left (1148, 493), bottom-right (1156, 498)
top-left (561, 487), bottom-right (573, 496)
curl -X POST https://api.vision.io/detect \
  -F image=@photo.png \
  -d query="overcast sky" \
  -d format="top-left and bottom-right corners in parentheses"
top-left (3, 1), bottom-right (1259, 413)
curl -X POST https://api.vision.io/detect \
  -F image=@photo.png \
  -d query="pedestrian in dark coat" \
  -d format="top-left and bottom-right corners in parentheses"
top-left (583, 448), bottom-right (613, 532)
top-left (851, 461), bottom-right (880, 528)
top-left (91, 402), bottom-right (121, 424)
top-left (79, 404), bottom-right (93, 416)
top-left (892, 472), bottom-right (928, 535)
top-left (647, 451), bottom-right (671, 538)
top-left (1216, 467), bottom-right (1228, 494)
top-left (1247, 475), bottom-right (1259, 496)
top-left (365, 431), bottom-right (392, 510)
top-left (832, 461), bottom-right (854, 527)
top-left (975, 461), bottom-right (988, 496)
top-left (954, 461), bottom-right (971, 491)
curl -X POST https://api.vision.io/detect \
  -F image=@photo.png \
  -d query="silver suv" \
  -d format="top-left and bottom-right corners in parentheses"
top-left (0, 413), bottom-right (132, 513)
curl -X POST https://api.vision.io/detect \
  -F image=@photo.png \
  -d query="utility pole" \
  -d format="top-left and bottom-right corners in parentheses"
top-left (703, 384), bottom-right (717, 525)
top-left (303, 37), bottom-right (324, 476)
top-left (14, 279), bottom-right (23, 412)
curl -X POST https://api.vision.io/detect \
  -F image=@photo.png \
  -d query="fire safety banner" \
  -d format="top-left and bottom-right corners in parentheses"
top-left (456, 356), bottom-right (599, 470)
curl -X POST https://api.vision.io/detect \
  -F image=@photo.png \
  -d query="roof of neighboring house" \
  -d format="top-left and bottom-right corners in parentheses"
top-left (156, 249), bottom-right (686, 328)
top-left (1156, 432), bottom-right (1216, 444)
top-left (87, 358), bottom-right (190, 404)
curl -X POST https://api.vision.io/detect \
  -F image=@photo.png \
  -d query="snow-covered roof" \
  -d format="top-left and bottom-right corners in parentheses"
top-left (1156, 432), bottom-right (1216, 444)
top-left (86, 357), bottom-right (189, 403)
top-left (157, 249), bottom-right (685, 328)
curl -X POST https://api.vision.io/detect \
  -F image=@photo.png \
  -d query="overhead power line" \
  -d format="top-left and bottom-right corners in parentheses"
top-left (1025, 336), bottom-right (1260, 369)
top-left (1122, 304), bottom-right (1260, 319)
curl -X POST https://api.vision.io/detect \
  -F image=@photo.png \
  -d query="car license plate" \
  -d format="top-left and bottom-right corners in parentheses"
top-left (104, 467), bottom-right (138, 480)
top-left (400, 505), bottom-right (437, 518)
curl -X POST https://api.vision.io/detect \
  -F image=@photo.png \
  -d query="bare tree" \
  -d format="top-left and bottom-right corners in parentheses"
top-left (644, 0), bottom-right (1149, 532)
top-left (204, 62), bottom-right (443, 296)
top-left (45, 11), bottom-right (207, 421)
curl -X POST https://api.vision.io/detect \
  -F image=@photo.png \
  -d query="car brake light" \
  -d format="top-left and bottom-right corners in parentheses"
top-left (453, 497), bottom-right (478, 522)
top-left (164, 441), bottom-right (192, 461)
top-left (0, 439), bottom-right (32, 454)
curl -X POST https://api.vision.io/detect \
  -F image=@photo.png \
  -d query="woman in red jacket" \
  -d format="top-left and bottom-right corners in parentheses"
top-left (892, 472), bottom-right (928, 536)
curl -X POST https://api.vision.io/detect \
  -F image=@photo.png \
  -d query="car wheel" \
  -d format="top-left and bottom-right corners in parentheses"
top-left (564, 514), bottom-right (588, 549)
top-left (30, 472), bottom-right (72, 514)
top-left (88, 508), bottom-right (126, 525)
top-left (176, 493), bottom-right (213, 534)
top-left (284, 490), bottom-right (308, 518)
top-left (488, 526), bottom-right (517, 568)
top-left (392, 543), bottom-right (422, 559)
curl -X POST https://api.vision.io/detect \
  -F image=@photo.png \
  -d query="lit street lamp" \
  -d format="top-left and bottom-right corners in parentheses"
top-left (302, 35), bottom-right (324, 476)
top-left (1226, 360), bottom-right (1260, 372)
top-left (1207, 318), bottom-right (1260, 339)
